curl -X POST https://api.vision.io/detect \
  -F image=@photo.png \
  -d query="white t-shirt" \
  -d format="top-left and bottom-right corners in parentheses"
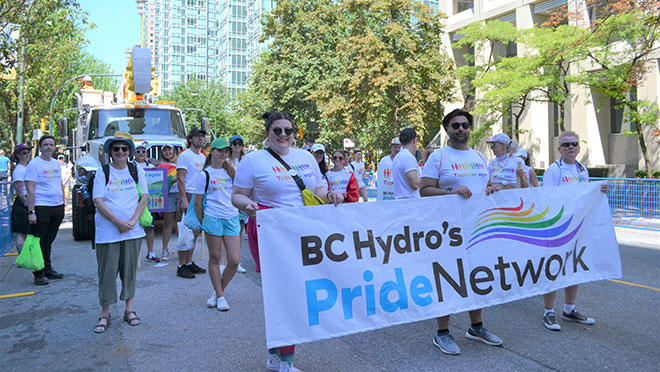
top-left (543, 158), bottom-right (589, 187)
top-left (93, 164), bottom-right (148, 244)
top-left (234, 148), bottom-right (323, 208)
top-left (488, 154), bottom-right (525, 186)
top-left (421, 146), bottom-right (489, 193)
top-left (392, 148), bottom-right (421, 199)
top-left (177, 149), bottom-right (206, 193)
top-left (326, 168), bottom-right (353, 193)
top-left (24, 156), bottom-right (63, 207)
top-left (377, 155), bottom-right (394, 201)
top-left (195, 167), bottom-right (238, 219)
top-left (60, 162), bottom-right (72, 185)
top-left (12, 163), bottom-right (27, 196)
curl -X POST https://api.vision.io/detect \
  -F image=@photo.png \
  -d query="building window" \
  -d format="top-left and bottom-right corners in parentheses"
top-left (610, 91), bottom-right (637, 134)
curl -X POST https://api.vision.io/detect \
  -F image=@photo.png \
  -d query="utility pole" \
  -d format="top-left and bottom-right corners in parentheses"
top-left (15, 40), bottom-right (26, 144)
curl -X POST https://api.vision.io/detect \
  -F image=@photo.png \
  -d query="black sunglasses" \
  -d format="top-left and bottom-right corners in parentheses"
top-left (332, 156), bottom-right (344, 160)
top-left (231, 141), bottom-right (243, 146)
top-left (112, 146), bottom-right (129, 152)
top-left (136, 149), bottom-right (147, 153)
top-left (560, 142), bottom-right (579, 148)
top-left (450, 122), bottom-right (471, 130)
top-left (272, 127), bottom-right (294, 136)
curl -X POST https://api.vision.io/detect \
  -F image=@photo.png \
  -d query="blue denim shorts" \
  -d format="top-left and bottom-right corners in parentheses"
top-left (202, 215), bottom-right (240, 237)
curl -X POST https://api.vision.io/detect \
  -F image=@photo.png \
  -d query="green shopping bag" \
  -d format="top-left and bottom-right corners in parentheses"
top-left (15, 234), bottom-right (44, 271)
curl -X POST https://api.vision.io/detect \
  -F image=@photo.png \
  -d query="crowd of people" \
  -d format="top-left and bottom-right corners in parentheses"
top-left (5, 108), bottom-right (607, 372)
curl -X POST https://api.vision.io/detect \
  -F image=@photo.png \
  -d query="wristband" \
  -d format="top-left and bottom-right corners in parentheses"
top-left (446, 187), bottom-right (453, 194)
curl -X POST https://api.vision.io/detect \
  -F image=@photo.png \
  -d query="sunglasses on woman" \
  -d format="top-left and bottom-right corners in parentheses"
top-left (136, 149), bottom-right (147, 154)
top-left (332, 156), bottom-right (344, 161)
top-left (560, 142), bottom-right (579, 148)
top-left (450, 122), bottom-right (471, 130)
top-left (112, 146), bottom-right (130, 153)
top-left (272, 127), bottom-right (294, 136)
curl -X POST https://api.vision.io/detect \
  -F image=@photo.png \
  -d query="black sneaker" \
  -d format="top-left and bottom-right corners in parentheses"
top-left (188, 262), bottom-right (206, 274)
top-left (34, 274), bottom-right (49, 286)
top-left (176, 265), bottom-right (195, 279)
top-left (45, 269), bottom-right (64, 279)
top-left (562, 309), bottom-right (595, 325)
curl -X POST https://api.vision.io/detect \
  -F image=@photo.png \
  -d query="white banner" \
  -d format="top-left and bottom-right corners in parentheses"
top-left (257, 182), bottom-right (621, 348)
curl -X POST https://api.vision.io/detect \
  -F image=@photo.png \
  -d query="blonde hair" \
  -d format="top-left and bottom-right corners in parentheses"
top-left (559, 131), bottom-right (579, 142)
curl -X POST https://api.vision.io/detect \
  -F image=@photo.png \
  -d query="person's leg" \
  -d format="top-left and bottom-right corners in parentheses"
top-left (433, 315), bottom-right (460, 354)
top-left (42, 205), bottom-right (65, 272)
top-left (219, 240), bottom-right (228, 267)
top-left (468, 309), bottom-right (482, 325)
top-left (161, 212), bottom-right (175, 257)
top-left (33, 206), bottom-right (51, 275)
top-left (96, 242), bottom-right (121, 309)
top-left (564, 285), bottom-right (578, 306)
top-left (544, 291), bottom-right (557, 310)
top-left (119, 238), bottom-right (141, 325)
top-left (542, 290), bottom-right (561, 330)
top-left (220, 235), bottom-right (241, 290)
top-left (206, 234), bottom-right (224, 296)
top-left (247, 216), bottom-right (260, 272)
top-left (436, 315), bottom-right (450, 331)
top-left (466, 309), bottom-right (502, 346)
top-left (15, 233), bottom-right (26, 254)
top-left (145, 227), bottom-right (156, 260)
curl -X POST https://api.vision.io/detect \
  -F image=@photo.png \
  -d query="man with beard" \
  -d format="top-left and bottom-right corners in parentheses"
top-left (420, 109), bottom-right (502, 355)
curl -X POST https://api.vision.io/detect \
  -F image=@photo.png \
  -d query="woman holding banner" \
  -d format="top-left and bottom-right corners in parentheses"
top-left (232, 112), bottom-right (343, 372)
top-left (486, 133), bottom-right (528, 190)
top-left (326, 150), bottom-right (359, 203)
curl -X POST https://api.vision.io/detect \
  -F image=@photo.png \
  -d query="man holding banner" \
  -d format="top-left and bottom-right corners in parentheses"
top-left (420, 109), bottom-right (502, 355)
top-left (540, 130), bottom-right (609, 331)
top-left (376, 137), bottom-right (401, 201)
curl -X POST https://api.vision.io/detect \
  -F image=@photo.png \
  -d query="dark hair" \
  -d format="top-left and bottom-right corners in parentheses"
top-left (316, 153), bottom-right (328, 175)
top-left (399, 128), bottom-right (417, 145)
top-left (203, 149), bottom-right (236, 180)
top-left (159, 146), bottom-right (178, 163)
top-left (442, 109), bottom-right (473, 129)
top-left (353, 149), bottom-right (362, 154)
top-left (262, 111), bottom-right (295, 132)
top-left (38, 135), bottom-right (56, 148)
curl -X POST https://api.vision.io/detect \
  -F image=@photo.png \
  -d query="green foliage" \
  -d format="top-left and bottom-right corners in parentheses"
top-left (252, 0), bottom-right (456, 156)
top-left (633, 169), bottom-right (660, 178)
top-left (587, 167), bottom-right (610, 178)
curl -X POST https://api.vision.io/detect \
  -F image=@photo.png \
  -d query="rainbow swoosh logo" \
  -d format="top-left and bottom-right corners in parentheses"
top-left (467, 198), bottom-right (584, 249)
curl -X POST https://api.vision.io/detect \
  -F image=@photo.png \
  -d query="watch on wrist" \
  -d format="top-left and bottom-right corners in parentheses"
top-left (446, 187), bottom-right (453, 194)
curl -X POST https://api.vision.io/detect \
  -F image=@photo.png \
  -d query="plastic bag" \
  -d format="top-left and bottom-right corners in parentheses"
top-left (15, 234), bottom-right (44, 271)
top-left (177, 221), bottom-right (194, 251)
top-left (136, 184), bottom-right (153, 227)
top-left (183, 194), bottom-right (203, 231)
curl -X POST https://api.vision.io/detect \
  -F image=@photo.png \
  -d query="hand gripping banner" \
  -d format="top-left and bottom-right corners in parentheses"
top-left (257, 182), bottom-right (621, 348)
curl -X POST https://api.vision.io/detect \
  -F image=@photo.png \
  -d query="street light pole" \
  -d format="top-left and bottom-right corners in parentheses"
top-left (15, 0), bottom-right (35, 144)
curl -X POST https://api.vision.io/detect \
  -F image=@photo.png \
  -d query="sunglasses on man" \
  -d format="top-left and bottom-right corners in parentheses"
top-left (272, 127), bottom-right (294, 136)
top-left (136, 149), bottom-right (147, 154)
top-left (231, 141), bottom-right (243, 146)
top-left (450, 122), bottom-right (471, 130)
top-left (112, 146), bottom-right (130, 153)
top-left (560, 142), bottom-right (579, 148)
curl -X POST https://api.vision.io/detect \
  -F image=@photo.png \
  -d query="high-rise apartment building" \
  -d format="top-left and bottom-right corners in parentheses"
top-left (246, 0), bottom-right (276, 79)
top-left (136, 0), bottom-right (159, 65)
top-left (217, 0), bottom-right (249, 96)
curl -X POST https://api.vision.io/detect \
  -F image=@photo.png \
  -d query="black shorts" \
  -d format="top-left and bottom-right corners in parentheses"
top-left (10, 198), bottom-right (29, 234)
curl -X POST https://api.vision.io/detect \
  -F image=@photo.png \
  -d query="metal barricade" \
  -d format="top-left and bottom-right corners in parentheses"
top-left (0, 181), bottom-right (13, 255)
top-left (592, 177), bottom-right (660, 231)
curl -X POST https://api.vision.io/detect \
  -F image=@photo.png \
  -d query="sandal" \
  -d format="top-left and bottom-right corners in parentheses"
top-left (94, 315), bottom-right (111, 334)
top-left (123, 310), bottom-right (141, 326)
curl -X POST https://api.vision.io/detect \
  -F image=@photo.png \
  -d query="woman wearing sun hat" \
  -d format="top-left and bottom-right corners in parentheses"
top-left (92, 132), bottom-right (149, 333)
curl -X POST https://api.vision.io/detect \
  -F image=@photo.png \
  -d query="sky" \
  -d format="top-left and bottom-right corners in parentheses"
top-left (78, 0), bottom-right (142, 74)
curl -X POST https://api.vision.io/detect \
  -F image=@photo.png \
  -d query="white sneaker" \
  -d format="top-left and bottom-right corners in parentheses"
top-left (216, 296), bottom-right (230, 311)
top-left (266, 353), bottom-right (280, 371)
top-left (280, 362), bottom-right (301, 372)
top-left (160, 251), bottom-right (169, 261)
top-left (237, 263), bottom-right (246, 273)
top-left (206, 291), bottom-right (217, 308)
top-left (219, 264), bottom-right (225, 274)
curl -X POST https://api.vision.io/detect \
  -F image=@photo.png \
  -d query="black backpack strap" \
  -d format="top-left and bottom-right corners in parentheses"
top-left (265, 147), bottom-right (306, 192)
top-left (103, 164), bottom-right (110, 186)
top-left (203, 169), bottom-right (210, 194)
top-left (127, 162), bottom-right (139, 184)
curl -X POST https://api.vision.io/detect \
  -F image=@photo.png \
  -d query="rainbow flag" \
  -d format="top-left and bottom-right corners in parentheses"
top-left (158, 163), bottom-right (177, 189)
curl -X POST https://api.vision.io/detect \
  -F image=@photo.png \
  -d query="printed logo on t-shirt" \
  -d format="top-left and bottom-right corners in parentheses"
top-left (271, 163), bottom-right (314, 181)
top-left (209, 177), bottom-right (232, 191)
top-left (108, 178), bottom-right (137, 193)
top-left (330, 178), bottom-right (349, 190)
top-left (40, 169), bottom-right (60, 180)
top-left (450, 161), bottom-right (488, 178)
top-left (561, 176), bottom-right (586, 184)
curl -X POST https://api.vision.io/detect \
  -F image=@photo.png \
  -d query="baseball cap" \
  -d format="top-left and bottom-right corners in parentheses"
top-left (210, 137), bottom-right (230, 150)
top-left (229, 135), bottom-right (244, 143)
top-left (103, 132), bottom-right (135, 154)
top-left (136, 141), bottom-right (149, 149)
top-left (188, 127), bottom-right (208, 137)
top-left (57, 154), bottom-right (65, 159)
top-left (514, 148), bottom-right (528, 159)
top-left (390, 137), bottom-right (401, 145)
top-left (310, 144), bottom-right (325, 153)
top-left (486, 133), bottom-right (511, 145)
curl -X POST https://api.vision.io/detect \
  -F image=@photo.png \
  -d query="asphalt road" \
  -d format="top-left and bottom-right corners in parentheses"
top-left (0, 219), bottom-right (658, 372)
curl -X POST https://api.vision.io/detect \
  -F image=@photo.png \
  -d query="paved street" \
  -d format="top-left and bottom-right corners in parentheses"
top-left (1, 217), bottom-right (658, 372)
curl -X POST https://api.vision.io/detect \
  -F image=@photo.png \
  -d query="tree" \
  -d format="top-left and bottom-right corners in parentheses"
top-left (579, 3), bottom-right (660, 177)
top-left (252, 0), bottom-right (456, 156)
top-left (0, 0), bottom-right (89, 149)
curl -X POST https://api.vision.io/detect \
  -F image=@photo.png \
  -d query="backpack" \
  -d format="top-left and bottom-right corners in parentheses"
top-left (83, 163), bottom-right (139, 217)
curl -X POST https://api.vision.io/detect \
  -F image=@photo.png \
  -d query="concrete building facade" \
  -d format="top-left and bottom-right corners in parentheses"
top-left (439, 0), bottom-right (660, 176)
